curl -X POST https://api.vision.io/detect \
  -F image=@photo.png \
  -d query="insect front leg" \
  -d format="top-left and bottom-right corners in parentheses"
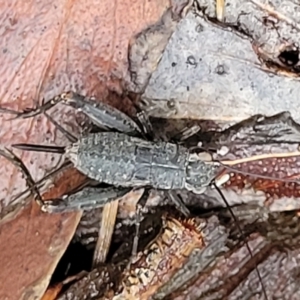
top-left (135, 110), bottom-right (155, 139)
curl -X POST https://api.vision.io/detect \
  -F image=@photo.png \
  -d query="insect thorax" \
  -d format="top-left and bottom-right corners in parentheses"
top-left (185, 153), bottom-right (220, 194)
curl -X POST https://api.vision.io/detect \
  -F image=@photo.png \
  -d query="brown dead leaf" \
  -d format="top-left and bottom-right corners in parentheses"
top-left (0, 167), bottom-right (86, 300)
top-left (0, 1), bottom-right (188, 299)
top-left (0, 0), bottom-right (172, 205)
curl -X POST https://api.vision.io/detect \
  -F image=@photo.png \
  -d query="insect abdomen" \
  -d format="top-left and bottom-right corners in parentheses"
top-left (66, 132), bottom-right (188, 190)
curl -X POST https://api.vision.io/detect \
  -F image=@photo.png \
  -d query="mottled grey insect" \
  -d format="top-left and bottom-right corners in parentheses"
top-left (1, 92), bottom-right (272, 300)
top-left (9, 91), bottom-right (220, 214)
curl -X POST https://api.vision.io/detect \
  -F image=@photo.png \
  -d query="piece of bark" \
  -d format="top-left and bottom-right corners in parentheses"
top-left (58, 215), bottom-right (212, 300)
top-left (57, 206), bottom-right (300, 300)
top-left (169, 207), bottom-right (300, 300)
top-left (141, 5), bottom-right (300, 123)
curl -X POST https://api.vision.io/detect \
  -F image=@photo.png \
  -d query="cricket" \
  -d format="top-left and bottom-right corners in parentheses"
top-left (6, 91), bottom-right (223, 215)
top-left (3, 91), bottom-right (298, 299)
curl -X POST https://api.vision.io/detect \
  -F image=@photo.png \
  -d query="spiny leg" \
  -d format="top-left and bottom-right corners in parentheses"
top-left (165, 191), bottom-right (190, 217)
top-left (41, 186), bottom-right (132, 213)
top-left (132, 187), bottom-right (152, 257)
top-left (7, 161), bottom-right (72, 207)
top-left (11, 105), bottom-right (75, 155)
top-left (0, 91), bottom-right (142, 135)
top-left (1, 95), bottom-right (76, 155)
top-left (0, 148), bottom-right (43, 206)
top-left (136, 110), bottom-right (155, 140)
top-left (12, 95), bottom-right (141, 151)
top-left (0, 94), bottom-right (66, 120)
top-left (138, 97), bottom-right (178, 119)
top-left (61, 92), bottom-right (142, 135)
top-left (171, 124), bottom-right (201, 142)
top-left (41, 184), bottom-right (134, 266)
top-left (131, 101), bottom-right (197, 142)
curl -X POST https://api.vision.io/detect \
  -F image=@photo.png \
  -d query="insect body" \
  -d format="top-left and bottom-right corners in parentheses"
top-left (50, 132), bottom-right (219, 193)
top-left (14, 132), bottom-right (219, 195)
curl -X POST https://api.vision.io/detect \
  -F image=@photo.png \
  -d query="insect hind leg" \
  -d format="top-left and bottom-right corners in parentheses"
top-left (0, 93), bottom-right (66, 120)
top-left (61, 91), bottom-right (143, 135)
top-left (0, 148), bottom-right (43, 206)
top-left (41, 186), bottom-right (132, 213)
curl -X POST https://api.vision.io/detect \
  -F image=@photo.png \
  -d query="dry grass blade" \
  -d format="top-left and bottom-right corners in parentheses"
top-left (93, 199), bottom-right (119, 266)
top-left (216, 0), bottom-right (225, 21)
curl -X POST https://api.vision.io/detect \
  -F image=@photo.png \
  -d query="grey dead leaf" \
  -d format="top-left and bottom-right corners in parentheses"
top-left (141, 4), bottom-right (300, 124)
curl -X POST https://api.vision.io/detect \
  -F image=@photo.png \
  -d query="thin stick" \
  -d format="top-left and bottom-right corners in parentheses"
top-left (93, 200), bottom-right (119, 266)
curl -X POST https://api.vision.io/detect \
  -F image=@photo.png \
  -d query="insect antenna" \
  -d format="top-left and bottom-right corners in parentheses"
top-left (221, 163), bottom-right (300, 184)
top-left (212, 182), bottom-right (268, 300)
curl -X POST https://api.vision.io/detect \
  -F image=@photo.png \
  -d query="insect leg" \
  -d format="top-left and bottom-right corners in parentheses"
top-left (0, 91), bottom-right (142, 135)
top-left (136, 111), bottom-right (154, 136)
top-left (132, 187), bottom-right (152, 257)
top-left (138, 97), bottom-right (178, 118)
top-left (41, 186), bottom-right (132, 213)
top-left (166, 191), bottom-right (190, 217)
top-left (171, 124), bottom-right (201, 142)
top-left (0, 147), bottom-right (43, 206)
top-left (43, 111), bottom-right (77, 143)
top-left (0, 94), bottom-right (65, 119)
top-left (60, 91), bottom-right (142, 135)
